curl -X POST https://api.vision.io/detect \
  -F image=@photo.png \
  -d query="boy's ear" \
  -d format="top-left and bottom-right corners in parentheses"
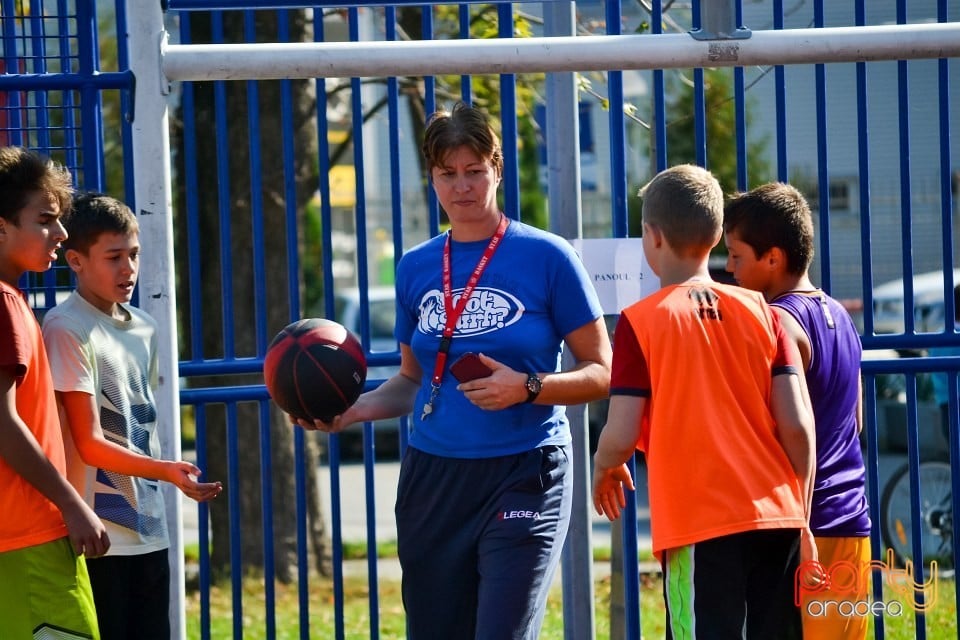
top-left (64, 248), bottom-right (83, 273)
top-left (642, 222), bottom-right (662, 247)
top-left (765, 246), bottom-right (785, 270)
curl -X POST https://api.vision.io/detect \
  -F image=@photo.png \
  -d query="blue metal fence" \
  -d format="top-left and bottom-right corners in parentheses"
top-left (4, 0), bottom-right (960, 637)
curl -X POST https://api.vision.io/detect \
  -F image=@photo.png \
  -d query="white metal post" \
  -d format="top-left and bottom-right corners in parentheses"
top-left (542, 3), bottom-right (596, 639)
top-left (127, 3), bottom-right (186, 639)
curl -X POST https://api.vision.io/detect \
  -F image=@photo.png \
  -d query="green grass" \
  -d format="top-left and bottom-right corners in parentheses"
top-left (185, 564), bottom-right (957, 639)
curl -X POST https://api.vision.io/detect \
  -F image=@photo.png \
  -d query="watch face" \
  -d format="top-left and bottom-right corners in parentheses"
top-left (526, 375), bottom-right (542, 393)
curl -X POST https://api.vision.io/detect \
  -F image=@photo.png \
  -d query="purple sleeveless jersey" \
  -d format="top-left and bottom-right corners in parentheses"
top-left (773, 291), bottom-right (871, 537)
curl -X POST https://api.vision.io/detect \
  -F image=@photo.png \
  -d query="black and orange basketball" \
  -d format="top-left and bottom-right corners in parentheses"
top-left (263, 318), bottom-right (367, 423)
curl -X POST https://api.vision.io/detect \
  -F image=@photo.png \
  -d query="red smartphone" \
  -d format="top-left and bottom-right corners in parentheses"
top-left (450, 352), bottom-right (493, 382)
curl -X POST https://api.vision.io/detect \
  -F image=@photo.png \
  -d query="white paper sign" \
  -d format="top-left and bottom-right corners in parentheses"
top-left (571, 238), bottom-right (660, 315)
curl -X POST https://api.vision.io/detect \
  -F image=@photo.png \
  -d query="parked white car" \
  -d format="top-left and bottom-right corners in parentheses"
top-left (867, 269), bottom-right (958, 457)
top-left (871, 269), bottom-right (960, 335)
top-left (331, 286), bottom-right (403, 459)
top-left (334, 285), bottom-right (399, 380)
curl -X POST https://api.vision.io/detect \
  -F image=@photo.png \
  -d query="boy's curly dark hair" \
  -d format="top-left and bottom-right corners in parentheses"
top-left (0, 146), bottom-right (73, 223)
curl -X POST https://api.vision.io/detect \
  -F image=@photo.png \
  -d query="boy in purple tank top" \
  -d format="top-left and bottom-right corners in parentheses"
top-left (724, 183), bottom-right (871, 640)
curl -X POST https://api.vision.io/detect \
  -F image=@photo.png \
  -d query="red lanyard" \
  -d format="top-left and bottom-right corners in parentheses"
top-left (429, 214), bottom-right (509, 388)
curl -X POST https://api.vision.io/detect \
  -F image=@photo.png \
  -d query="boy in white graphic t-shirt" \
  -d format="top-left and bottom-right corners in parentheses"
top-left (43, 192), bottom-right (221, 640)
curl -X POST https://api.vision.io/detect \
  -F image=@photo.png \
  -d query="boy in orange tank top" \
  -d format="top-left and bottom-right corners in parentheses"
top-left (0, 146), bottom-right (109, 638)
top-left (592, 164), bottom-right (816, 639)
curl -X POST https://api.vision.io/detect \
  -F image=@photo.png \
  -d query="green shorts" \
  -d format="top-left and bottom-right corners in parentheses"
top-left (0, 537), bottom-right (99, 639)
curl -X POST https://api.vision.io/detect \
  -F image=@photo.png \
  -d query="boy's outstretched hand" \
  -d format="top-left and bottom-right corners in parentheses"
top-left (592, 462), bottom-right (635, 521)
top-left (167, 462), bottom-right (223, 502)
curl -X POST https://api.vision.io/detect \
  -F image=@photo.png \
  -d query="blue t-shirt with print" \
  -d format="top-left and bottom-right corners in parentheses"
top-left (394, 220), bottom-right (603, 458)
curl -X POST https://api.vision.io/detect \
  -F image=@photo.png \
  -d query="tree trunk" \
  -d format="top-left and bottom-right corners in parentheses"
top-left (171, 8), bottom-right (331, 582)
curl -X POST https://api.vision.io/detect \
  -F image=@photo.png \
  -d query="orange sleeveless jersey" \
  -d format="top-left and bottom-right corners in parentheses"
top-left (612, 282), bottom-right (807, 553)
top-left (0, 283), bottom-right (69, 552)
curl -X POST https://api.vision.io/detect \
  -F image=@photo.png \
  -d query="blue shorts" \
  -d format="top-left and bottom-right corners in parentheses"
top-left (395, 444), bottom-right (572, 640)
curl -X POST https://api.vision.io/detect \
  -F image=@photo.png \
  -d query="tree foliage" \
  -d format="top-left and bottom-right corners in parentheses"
top-left (664, 68), bottom-right (771, 194)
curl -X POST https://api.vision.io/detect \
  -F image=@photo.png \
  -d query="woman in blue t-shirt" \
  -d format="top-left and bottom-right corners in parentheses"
top-left (296, 102), bottom-right (611, 639)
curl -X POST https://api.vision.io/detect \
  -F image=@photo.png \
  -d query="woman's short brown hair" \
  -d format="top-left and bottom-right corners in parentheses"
top-left (421, 102), bottom-right (503, 178)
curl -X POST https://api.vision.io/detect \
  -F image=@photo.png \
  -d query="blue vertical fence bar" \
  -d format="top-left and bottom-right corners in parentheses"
top-left (213, 12), bottom-right (238, 360)
top-left (936, 0), bottom-right (957, 620)
top-left (363, 421), bottom-right (381, 640)
top-left (244, 10), bottom-right (269, 357)
top-left (196, 405), bottom-right (213, 640)
top-left (459, 5), bottom-right (470, 103)
top-left (950, 370), bottom-right (960, 624)
top-left (896, 0), bottom-right (916, 337)
top-left (179, 13), bottom-right (207, 365)
top-left (772, 0), bottom-right (787, 181)
top-left (385, 6), bottom-right (405, 293)
top-left (812, 0), bottom-right (832, 292)
top-left (226, 401), bottom-right (245, 638)
top-left (27, 0), bottom-right (49, 151)
top-left (650, 0), bottom-right (667, 178)
top-left (309, 8), bottom-right (347, 637)
top-left (241, 12), bottom-right (276, 630)
top-left (862, 375), bottom-right (886, 638)
top-left (853, 0), bottom-right (886, 633)
top-left (274, 10), bottom-right (312, 639)
top-left (114, 0), bottom-right (137, 207)
top-left (904, 376), bottom-right (929, 638)
top-left (855, 0), bottom-right (877, 338)
top-left (733, 0), bottom-right (747, 190)
top-left (603, 0), bottom-right (640, 637)
top-left (936, 0), bottom-right (960, 618)
top-left (497, 2), bottom-right (519, 219)
top-left (75, 0), bottom-right (102, 189)
top-left (690, 0), bottom-right (706, 169)
top-left (422, 7), bottom-right (439, 235)
top-left (258, 401), bottom-right (278, 638)
top-left (292, 427), bottom-right (310, 640)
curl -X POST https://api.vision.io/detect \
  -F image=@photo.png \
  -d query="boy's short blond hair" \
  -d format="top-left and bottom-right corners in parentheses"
top-left (639, 164), bottom-right (723, 255)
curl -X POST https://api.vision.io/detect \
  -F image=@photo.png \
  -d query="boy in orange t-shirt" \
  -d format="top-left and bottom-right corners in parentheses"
top-left (592, 164), bottom-right (816, 638)
top-left (0, 146), bottom-right (109, 638)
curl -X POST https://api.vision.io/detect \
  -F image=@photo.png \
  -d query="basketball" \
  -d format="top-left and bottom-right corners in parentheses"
top-left (263, 318), bottom-right (367, 423)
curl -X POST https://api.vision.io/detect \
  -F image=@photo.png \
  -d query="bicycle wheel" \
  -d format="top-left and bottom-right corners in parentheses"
top-left (879, 458), bottom-right (954, 569)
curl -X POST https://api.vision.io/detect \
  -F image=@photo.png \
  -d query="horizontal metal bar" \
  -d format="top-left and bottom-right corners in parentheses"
top-left (164, 0), bottom-right (538, 9)
top-left (162, 22), bottom-right (960, 82)
top-left (178, 351), bottom-right (398, 376)
top-left (180, 384), bottom-right (270, 404)
top-left (0, 71), bottom-right (135, 91)
top-left (861, 333), bottom-right (960, 352)
top-left (861, 355), bottom-right (960, 376)
top-left (178, 357), bottom-right (264, 376)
